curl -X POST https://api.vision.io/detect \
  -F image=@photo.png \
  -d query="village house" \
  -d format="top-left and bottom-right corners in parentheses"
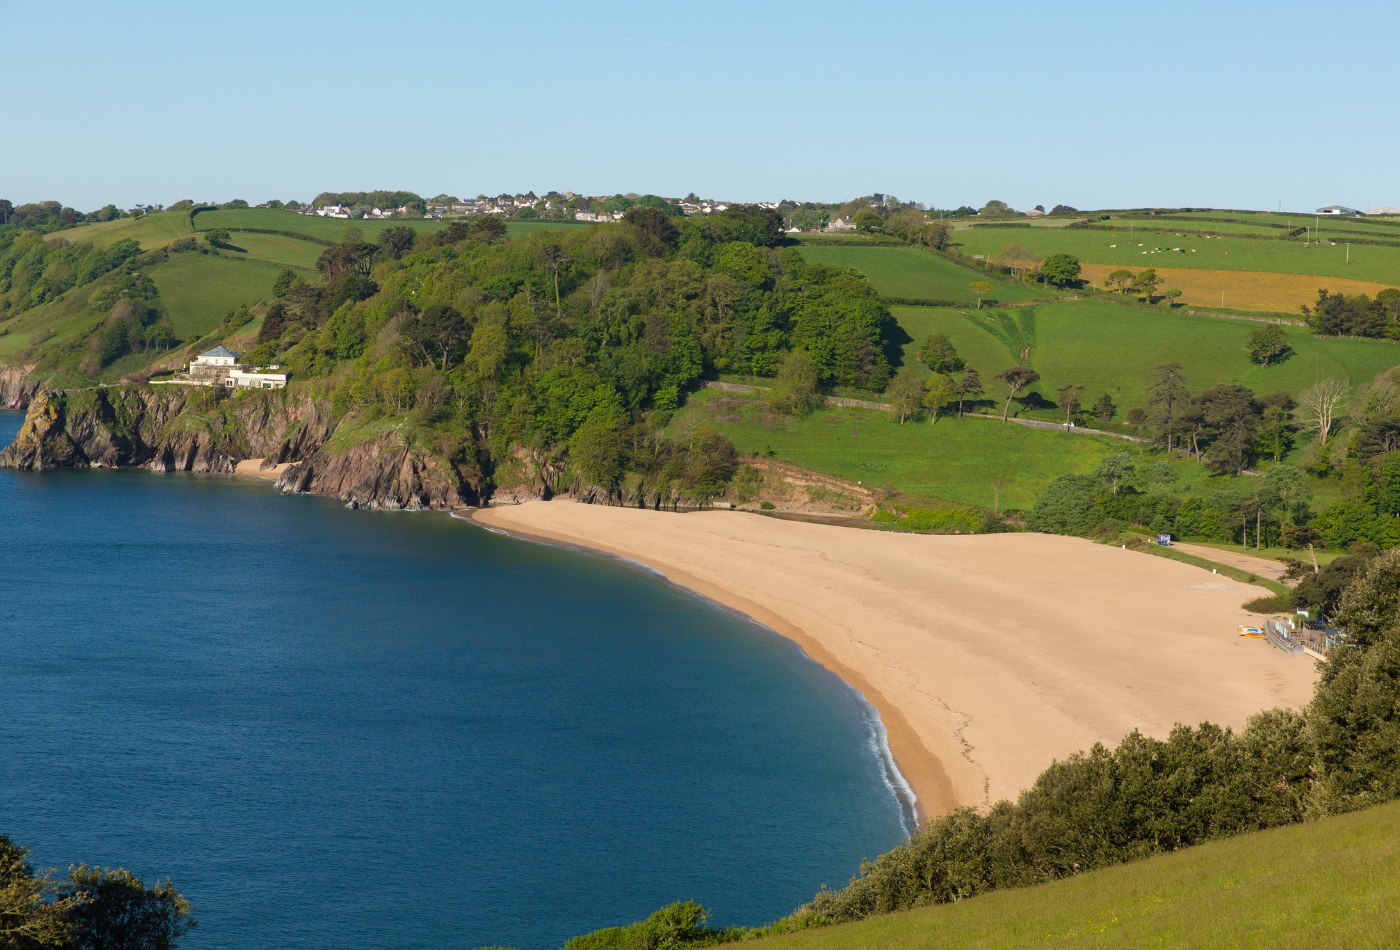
top-left (825, 216), bottom-right (857, 231)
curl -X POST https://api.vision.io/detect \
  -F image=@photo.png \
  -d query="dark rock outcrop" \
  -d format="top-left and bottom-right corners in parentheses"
top-left (277, 433), bottom-right (484, 510)
top-left (1, 385), bottom-right (485, 511)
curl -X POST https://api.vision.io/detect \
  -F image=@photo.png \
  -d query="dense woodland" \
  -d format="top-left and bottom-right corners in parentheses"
top-left (226, 206), bottom-right (897, 500)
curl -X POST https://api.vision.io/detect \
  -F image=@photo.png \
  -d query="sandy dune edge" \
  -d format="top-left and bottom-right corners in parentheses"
top-left (470, 502), bottom-right (1318, 824)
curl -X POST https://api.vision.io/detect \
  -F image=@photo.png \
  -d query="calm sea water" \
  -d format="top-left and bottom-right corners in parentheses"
top-left (0, 411), bottom-right (908, 949)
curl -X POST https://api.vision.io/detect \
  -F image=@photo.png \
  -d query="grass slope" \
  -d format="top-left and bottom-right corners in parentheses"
top-left (43, 210), bottom-right (194, 250)
top-left (755, 799), bottom-right (1400, 948)
top-left (888, 300), bottom-right (1400, 414)
top-left (796, 245), bottom-right (1045, 304)
top-left (148, 253), bottom-right (282, 339)
top-left (677, 390), bottom-right (1120, 510)
top-left (191, 207), bottom-right (590, 242)
top-left (952, 224), bottom-right (1400, 286)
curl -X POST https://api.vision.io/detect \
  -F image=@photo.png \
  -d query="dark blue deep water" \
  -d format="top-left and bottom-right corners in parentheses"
top-left (0, 412), bottom-right (908, 949)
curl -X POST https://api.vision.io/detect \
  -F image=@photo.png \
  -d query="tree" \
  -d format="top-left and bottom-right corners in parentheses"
top-left (1041, 253), bottom-right (1081, 288)
top-left (998, 244), bottom-right (1042, 282)
top-left (623, 206), bottom-right (679, 256)
top-left (1195, 384), bottom-right (1260, 475)
top-left (922, 373), bottom-right (957, 424)
top-left (60, 865), bottom-right (195, 950)
top-left (271, 268), bottom-right (297, 298)
top-left (1298, 378), bottom-right (1349, 446)
top-left (1, 836), bottom-right (75, 947)
top-left (997, 365), bottom-right (1041, 421)
top-left (1056, 383), bottom-right (1084, 425)
top-left (853, 209), bottom-right (883, 232)
top-left (767, 348), bottom-right (821, 417)
top-left (1147, 363), bottom-right (1190, 452)
top-left (400, 304), bottom-right (470, 371)
top-left (970, 281), bottom-right (993, 309)
top-left (1247, 324), bottom-right (1292, 366)
top-left (1279, 523), bottom-right (1322, 574)
top-left (1106, 269), bottom-right (1135, 294)
top-left (467, 215), bottom-right (507, 244)
top-left (952, 368), bottom-right (983, 417)
top-left (917, 333), bottom-right (964, 372)
top-left (1257, 393), bottom-right (1297, 462)
top-left (1091, 392), bottom-right (1117, 422)
top-left (376, 225), bottom-right (417, 260)
top-left (1131, 268), bottom-right (1160, 303)
top-left (1162, 288), bottom-right (1183, 308)
top-left (886, 367), bottom-right (924, 424)
top-left (203, 228), bottom-right (232, 249)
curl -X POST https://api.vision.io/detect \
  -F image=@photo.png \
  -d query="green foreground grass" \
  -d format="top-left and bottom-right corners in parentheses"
top-left (795, 245), bottom-right (1046, 304)
top-left (754, 799), bottom-right (1400, 949)
top-left (951, 223), bottom-right (1400, 286)
top-left (677, 389), bottom-right (1121, 510)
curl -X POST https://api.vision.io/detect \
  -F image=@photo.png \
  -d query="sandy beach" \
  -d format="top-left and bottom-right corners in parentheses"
top-left (233, 458), bottom-right (291, 481)
top-left (472, 502), bottom-right (1319, 824)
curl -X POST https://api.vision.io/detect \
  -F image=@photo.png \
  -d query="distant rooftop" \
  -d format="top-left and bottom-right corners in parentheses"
top-left (200, 345), bottom-right (238, 359)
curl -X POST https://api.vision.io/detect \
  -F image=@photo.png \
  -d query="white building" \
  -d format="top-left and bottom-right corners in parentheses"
top-left (187, 345), bottom-right (288, 389)
top-left (1316, 205), bottom-right (1363, 216)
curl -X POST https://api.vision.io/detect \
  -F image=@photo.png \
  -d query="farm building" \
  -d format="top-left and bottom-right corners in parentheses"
top-left (1316, 205), bottom-right (1363, 216)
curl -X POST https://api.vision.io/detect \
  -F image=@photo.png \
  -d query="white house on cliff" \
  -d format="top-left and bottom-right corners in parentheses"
top-left (188, 346), bottom-right (288, 390)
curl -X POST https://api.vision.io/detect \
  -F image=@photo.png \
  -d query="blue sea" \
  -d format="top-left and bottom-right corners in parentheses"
top-left (0, 411), bottom-right (908, 949)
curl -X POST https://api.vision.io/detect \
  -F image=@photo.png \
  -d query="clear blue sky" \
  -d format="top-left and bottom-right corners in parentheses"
top-left (5, 0), bottom-right (1398, 213)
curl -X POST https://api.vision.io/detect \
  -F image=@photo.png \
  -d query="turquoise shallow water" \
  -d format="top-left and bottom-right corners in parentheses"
top-left (0, 411), bottom-right (908, 949)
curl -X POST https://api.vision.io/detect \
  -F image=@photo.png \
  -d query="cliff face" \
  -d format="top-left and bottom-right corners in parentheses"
top-left (0, 365), bottom-right (39, 410)
top-left (0, 386), bottom-right (485, 510)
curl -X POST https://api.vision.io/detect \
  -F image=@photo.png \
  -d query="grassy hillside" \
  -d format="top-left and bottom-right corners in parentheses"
top-left (148, 253), bottom-right (282, 339)
top-left (676, 389), bottom-right (1122, 510)
top-left (795, 245), bottom-right (1046, 304)
top-left (42, 210), bottom-right (194, 249)
top-left (952, 224), bottom-right (1400, 287)
top-left (752, 798), bottom-right (1400, 948)
top-left (888, 300), bottom-right (1400, 416)
top-left (191, 207), bottom-right (589, 242)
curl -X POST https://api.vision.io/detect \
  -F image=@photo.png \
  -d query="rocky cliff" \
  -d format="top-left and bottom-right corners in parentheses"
top-left (0, 365), bottom-right (39, 410)
top-left (0, 385), bottom-right (487, 510)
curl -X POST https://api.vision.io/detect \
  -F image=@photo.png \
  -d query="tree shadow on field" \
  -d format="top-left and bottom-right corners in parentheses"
top-left (884, 319), bottom-right (914, 369)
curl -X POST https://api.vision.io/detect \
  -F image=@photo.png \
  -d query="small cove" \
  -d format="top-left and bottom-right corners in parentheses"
top-left (0, 411), bottom-right (907, 949)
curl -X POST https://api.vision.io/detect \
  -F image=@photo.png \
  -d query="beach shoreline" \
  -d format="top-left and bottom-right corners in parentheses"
top-left (233, 458), bottom-right (291, 482)
top-left (468, 501), bottom-right (1320, 827)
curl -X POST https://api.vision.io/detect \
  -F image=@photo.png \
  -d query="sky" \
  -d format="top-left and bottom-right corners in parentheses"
top-left (4, 0), bottom-right (1399, 213)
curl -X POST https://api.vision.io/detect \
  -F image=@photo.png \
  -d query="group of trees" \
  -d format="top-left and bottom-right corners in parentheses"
top-left (0, 234), bottom-right (143, 315)
top-left (1, 836), bottom-right (194, 948)
top-left (1104, 267), bottom-right (1182, 306)
top-left (237, 205), bottom-right (895, 500)
top-left (1302, 288), bottom-right (1400, 338)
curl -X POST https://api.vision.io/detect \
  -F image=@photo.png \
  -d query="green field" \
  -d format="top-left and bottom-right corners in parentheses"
top-left (191, 207), bottom-right (591, 242)
top-left (43, 210), bottom-right (195, 250)
top-left (796, 245), bottom-right (1047, 304)
top-left (754, 799), bottom-right (1400, 949)
top-left (216, 232), bottom-right (324, 271)
top-left (887, 300), bottom-right (1400, 417)
top-left (676, 389), bottom-right (1121, 509)
top-left (149, 253), bottom-right (283, 339)
top-left (952, 224), bottom-right (1400, 286)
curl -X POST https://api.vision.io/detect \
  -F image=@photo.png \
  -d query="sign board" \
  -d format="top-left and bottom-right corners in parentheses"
top-left (1157, 534), bottom-right (1172, 546)
top-left (1296, 609), bottom-right (1310, 619)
